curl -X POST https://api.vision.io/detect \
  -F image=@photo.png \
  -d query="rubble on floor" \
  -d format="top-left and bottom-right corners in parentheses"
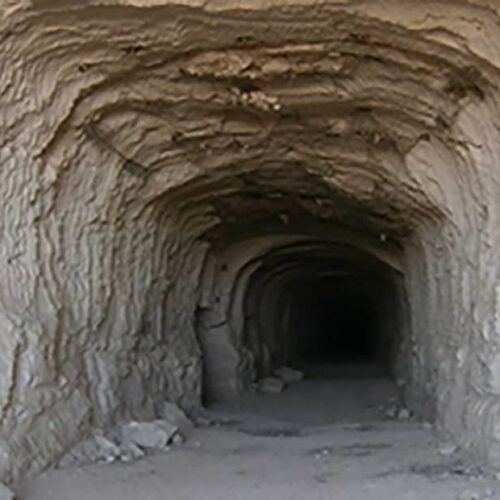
top-left (258, 377), bottom-right (286, 394)
top-left (383, 401), bottom-right (412, 420)
top-left (58, 401), bottom-right (192, 468)
top-left (274, 366), bottom-right (304, 384)
top-left (120, 420), bottom-right (178, 450)
top-left (160, 401), bottom-right (194, 435)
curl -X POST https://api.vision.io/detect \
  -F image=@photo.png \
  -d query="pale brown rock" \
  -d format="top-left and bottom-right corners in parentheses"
top-left (0, 0), bottom-right (500, 487)
top-left (259, 378), bottom-right (286, 394)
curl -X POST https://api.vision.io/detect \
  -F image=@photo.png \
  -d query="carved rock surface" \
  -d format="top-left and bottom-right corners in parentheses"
top-left (0, 0), bottom-right (500, 487)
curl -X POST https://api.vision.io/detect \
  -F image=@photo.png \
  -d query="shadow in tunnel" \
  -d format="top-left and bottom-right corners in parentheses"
top-left (198, 241), bottom-right (408, 406)
top-left (291, 278), bottom-right (388, 379)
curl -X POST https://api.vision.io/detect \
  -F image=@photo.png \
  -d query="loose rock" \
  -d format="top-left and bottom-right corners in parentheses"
top-left (172, 433), bottom-right (185, 446)
top-left (118, 441), bottom-right (146, 462)
top-left (120, 420), bottom-right (179, 450)
top-left (259, 377), bottom-right (286, 394)
top-left (58, 431), bottom-right (122, 467)
top-left (274, 366), bottom-right (304, 384)
top-left (161, 401), bottom-right (194, 435)
top-left (397, 408), bottom-right (411, 420)
top-left (439, 444), bottom-right (459, 457)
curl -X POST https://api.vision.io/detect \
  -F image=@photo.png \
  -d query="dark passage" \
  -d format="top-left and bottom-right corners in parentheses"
top-left (200, 242), bottom-right (406, 403)
top-left (296, 281), bottom-right (379, 364)
top-left (235, 244), bottom-right (407, 387)
top-left (206, 248), bottom-right (406, 424)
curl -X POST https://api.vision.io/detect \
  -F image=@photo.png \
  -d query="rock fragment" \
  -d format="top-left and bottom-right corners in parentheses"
top-left (118, 441), bottom-right (146, 462)
top-left (259, 377), bottom-right (285, 394)
top-left (172, 433), bottom-right (185, 446)
top-left (94, 434), bottom-right (122, 463)
top-left (161, 401), bottom-right (194, 435)
top-left (397, 408), bottom-right (411, 420)
top-left (58, 431), bottom-right (122, 467)
top-left (439, 444), bottom-right (459, 456)
top-left (274, 366), bottom-right (304, 383)
top-left (384, 404), bottom-right (411, 420)
top-left (120, 420), bottom-right (179, 450)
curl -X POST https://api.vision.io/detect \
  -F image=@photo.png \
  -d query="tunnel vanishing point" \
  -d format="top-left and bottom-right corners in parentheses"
top-left (1, 0), bottom-right (500, 486)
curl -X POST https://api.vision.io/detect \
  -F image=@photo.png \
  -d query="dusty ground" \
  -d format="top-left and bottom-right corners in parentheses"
top-left (17, 369), bottom-right (500, 500)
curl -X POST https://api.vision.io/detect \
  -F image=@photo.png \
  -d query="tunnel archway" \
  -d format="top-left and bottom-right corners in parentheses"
top-left (197, 235), bottom-right (408, 405)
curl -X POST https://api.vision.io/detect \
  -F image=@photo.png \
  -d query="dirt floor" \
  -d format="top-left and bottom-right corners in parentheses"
top-left (17, 367), bottom-right (500, 500)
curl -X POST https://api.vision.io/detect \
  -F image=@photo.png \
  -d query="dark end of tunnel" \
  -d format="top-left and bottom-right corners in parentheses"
top-left (283, 275), bottom-right (396, 380)
top-left (197, 242), bottom-right (407, 405)
top-left (296, 285), bottom-right (380, 366)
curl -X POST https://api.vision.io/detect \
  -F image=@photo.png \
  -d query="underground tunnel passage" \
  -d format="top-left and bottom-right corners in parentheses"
top-left (296, 282), bottom-right (381, 366)
top-left (285, 276), bottom-right (394, 371)
top-left (197, 235), bottom-right (407, 408)
top-left (4, 1), bottom-right (500, 492)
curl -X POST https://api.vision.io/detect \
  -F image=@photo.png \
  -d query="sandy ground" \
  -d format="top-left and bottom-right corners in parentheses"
top-left (17, 369), bottom-right (500, 500)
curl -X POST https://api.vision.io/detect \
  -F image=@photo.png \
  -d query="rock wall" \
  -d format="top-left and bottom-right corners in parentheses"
top-left (1, 0), bottom-right (500, 485)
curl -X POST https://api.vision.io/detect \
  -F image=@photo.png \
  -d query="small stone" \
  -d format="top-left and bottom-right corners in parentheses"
top-left (193, 416), bottom-right (213, 428)
top-left (121, 420), bottom-right (178, 450)
top-left (422, 422), bottom-right (433, 430)
top-left (172, 432), bottom-right (185, 446)
top-left (0, 483), bottom-right (14, 500)
top-left (274, 366), bottom-right (304, 384)
top-left (385, 406), bottom-right (398, 418)
top-left (161, 402), bottom-right (193, 435)
top-left (58, 431), bottom-right (122, 467)
top-left (439, 444), bottom-right (458, 456)
top-left (397, 408), bottom-right (411, 420)
top-left (119, 442), bottom-right (145, 462)
top-left (259, 377), bottom-right (285, 394)
top-left (94, 433), bottom-right (121, 463)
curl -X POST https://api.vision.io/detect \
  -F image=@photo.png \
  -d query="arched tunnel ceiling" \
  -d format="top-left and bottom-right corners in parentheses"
top-left (236, 241), bottom-right (402, 283)
top-left (7, 0), bottom-right (495, 242)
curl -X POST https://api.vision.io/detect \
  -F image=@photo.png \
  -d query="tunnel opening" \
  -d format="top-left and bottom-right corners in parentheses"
top-left (197, 235), bottom-right (408, 414)
top-left (247, 246), bottom-right (404, 383)
top-left (290, 278), bottom-right (385, 372)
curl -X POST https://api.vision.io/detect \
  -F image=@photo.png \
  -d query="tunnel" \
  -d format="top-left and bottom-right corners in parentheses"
top-left (3, 0), bottom-right (500, 486)
top-left (197, 229), bottom-right (407, 405)
top-left (284, 272), bottom-right (395, 370)
top-left (295, 281), bottom-right (381, 366)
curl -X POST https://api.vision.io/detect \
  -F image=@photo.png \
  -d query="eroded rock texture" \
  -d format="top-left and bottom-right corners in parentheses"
top-left (1, 0), bottom-right (500, 485)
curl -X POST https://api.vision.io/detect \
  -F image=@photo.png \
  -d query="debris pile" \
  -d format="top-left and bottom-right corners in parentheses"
top-left (58, 402), bottom-right (192, 468)
top-left (258, 366), bottom-right (304, 394)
